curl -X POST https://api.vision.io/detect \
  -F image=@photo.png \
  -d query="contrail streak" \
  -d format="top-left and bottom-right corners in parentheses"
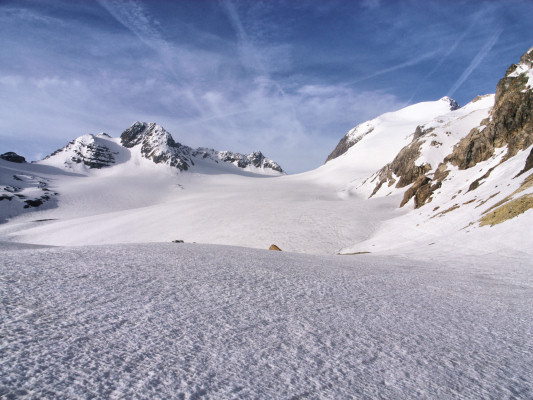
top-left (447, 29), bottom-right (502, 98)
top-left (343, 50), bottom-right (439, 87)
top-left (407, 12), bottom-right (483, 104)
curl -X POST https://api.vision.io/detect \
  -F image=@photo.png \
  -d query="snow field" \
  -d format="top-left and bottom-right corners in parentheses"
top-left (1, 243), bottom-right (532, 399)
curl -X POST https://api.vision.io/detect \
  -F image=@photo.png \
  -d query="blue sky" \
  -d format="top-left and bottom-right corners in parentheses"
top-left (1, 0), bottom-right (532, 173)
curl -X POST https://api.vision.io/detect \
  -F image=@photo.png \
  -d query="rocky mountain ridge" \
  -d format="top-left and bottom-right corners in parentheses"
top-left (338, 46), bottom-right (533, 239)
top-left (41, 122), bottom-right (284, 175)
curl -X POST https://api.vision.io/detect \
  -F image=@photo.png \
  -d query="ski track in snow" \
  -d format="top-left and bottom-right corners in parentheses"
top-left (2, 243), bottom-right (532, 399)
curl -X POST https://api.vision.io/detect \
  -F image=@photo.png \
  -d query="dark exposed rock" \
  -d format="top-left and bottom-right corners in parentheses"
top-left (385, 46), bottom-right (533, 210)
top-left (121, 122), bottom-right (153, 148)
top-left (325, 127), bottom-right (374, 163)
top-left (217, 150), bottom-right (284, 173)
top-left (447, 47), bottom-right (533, 169)
top-left (446, 97), bottom-right (461, 111)
top-left (72, 142), bottom-right (117, 169)
top-left (1, 152), bottom-right (26, 163)
top-left (24, 196), bottom-right (50, 209)
top-left (468, 167), bottom-right (495, 192)
top-left (120, 122), bottom-right (192, 171)
top-left (369, 136), bottom-right (431, 199)
top-left (412, 126), bottom-right (435, 142)
top-left (400, 176), bottom-right (441, 208)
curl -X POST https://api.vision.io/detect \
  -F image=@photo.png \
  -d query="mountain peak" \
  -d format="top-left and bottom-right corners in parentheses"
top-left (439, 96), bottom-right (460, 110)
top-left (325, 97), bottom-right (461, 164)
top-left (119, 122), bottom-right (285, 174)
top-left (120, 121), bottom-right (191, 170)
top-left (120, 122), bottom-right (177, 148)
top-left (41, 133), bottom-right (119, 170)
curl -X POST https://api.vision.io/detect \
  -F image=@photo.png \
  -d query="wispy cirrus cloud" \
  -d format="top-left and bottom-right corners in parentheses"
top-left (2, 0), bottom-right (531, 173)
top-left (447, 29), bottom-right (503, 97)
top-left (96, 0), bottom-right (164, 52)
top-left (96, 0), bottom-right (180, 80)
top-left (343, 49), bottom-right (440, 88)
top-left (406, 12), bottom-right (483, 104)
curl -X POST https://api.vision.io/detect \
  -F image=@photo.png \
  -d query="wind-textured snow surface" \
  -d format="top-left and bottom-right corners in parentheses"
top-left (2, 243), bottom-right (532, 399)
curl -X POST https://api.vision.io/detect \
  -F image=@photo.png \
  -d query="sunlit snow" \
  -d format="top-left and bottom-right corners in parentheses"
top-left (2, 243), bottom-right (532, 398)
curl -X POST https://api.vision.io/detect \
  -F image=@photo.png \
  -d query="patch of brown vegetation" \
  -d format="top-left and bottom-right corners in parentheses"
top-left (479, 193), bottom-right (533, 226)
top-left (475, 192), bottom-right (501, 208)
top-left (482, 173), bottom-right (533, 214)
top-left (430, 204), bottom-right (460, 219)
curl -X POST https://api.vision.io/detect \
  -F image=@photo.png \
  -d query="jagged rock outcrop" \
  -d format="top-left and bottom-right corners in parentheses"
top-left (44, 134), bottom-right (118, 169)
top-left (379, 46), bottom-right (533, 209)
top-left (516, 147), bottom-right (533, 177)
top-left (0, 152), bottom-right (26, 163)
top-left (39, 121), bottom-right (284, 174)
top-left (369, 124), bottom-right (436, 203)
top-left (217, 150), bottom-right (284, 173)
top-left (121, 122), bottom-right (285, 174)
top-left (121, 122), bottom-right (193, 171)
top-left (447, 46), bottom-right (533, 169)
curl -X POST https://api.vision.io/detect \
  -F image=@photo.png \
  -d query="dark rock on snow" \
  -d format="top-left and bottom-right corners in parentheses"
top-left (1, 152), bottom-right (26, 163)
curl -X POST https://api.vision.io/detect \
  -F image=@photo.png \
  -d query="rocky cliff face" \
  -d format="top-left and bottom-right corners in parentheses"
top-left (368, 47), bottom-right (533, 210)
top-left (120, 122), bottom-right (193, 171)
top-left (446, 47), bottom-right (533, 170)
top-left (216, 150), bottom-right (284, 173)
top-left (121, 122), bottom-right (285, 174)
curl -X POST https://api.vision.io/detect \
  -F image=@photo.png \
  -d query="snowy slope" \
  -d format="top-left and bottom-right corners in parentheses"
top-left (309, 97), bottom-right (460, 187)
top-left (1, 49), bottom-right (532, 261)
top-left (0, 158), bottom-right (401, 254)
top-left (0, 90), bottom-right (530, 259)
top-left (0, 158), bottom-right (69, 223)
top-left (2, 243), bottom-right (532, 399)
top-left (338, 49), bottom-right (533, 258)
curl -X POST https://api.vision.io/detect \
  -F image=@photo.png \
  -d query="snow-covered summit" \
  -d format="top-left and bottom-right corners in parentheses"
top-left (120, 121), bottom-right (285, 174)
top-left (40, 133), bottom-right (125, 171)
top-left (120, 122), bottom-right (194, 171)
top-left (325, 96), bottom-right (460, 164)
top-left (37, 121), bottom-right (285, 175)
